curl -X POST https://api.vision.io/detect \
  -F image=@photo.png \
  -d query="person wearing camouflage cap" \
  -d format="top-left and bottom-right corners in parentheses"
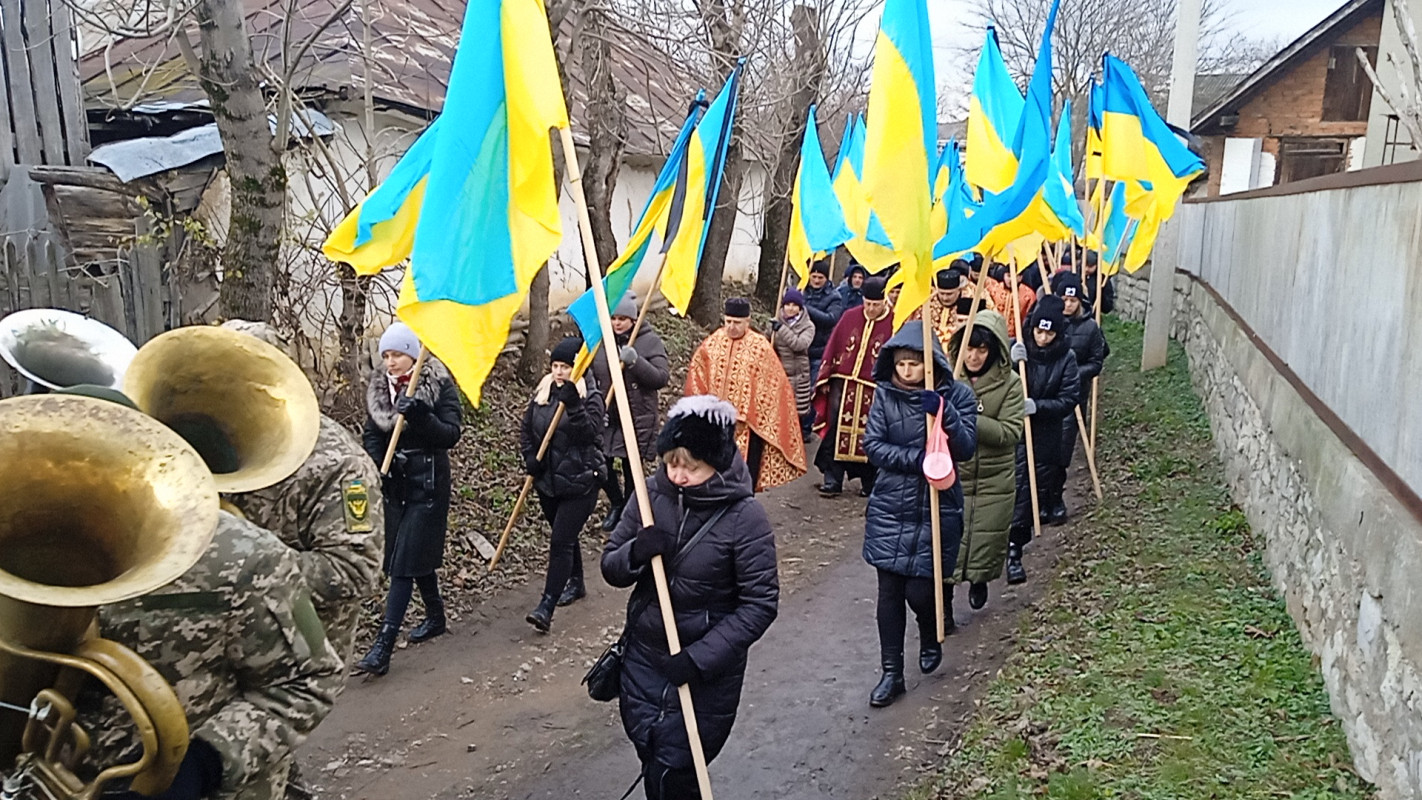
top-left (220, 320), bottom-right (385, 668)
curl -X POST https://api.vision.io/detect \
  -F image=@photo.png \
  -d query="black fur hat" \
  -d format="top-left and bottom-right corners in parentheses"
top-left (656, 395), bottom-right (739, 471)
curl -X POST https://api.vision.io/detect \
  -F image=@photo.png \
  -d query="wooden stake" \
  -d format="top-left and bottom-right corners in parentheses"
top-left (1074, 405), bottom-right (1103, 501)
top-left (557, 126), bottom-right (715, 798)
top-left (919, 291), bottom-right (948, 644)
top-left (380, 347), bottom-right (431, 476)
top-left (952, 264), bottom-right (992, 378)
top-left (1008, 264), bottom-right (1043, 541)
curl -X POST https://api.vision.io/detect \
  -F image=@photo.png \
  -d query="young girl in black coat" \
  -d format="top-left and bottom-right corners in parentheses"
top-left (1006, 295), bottom-right (1080, 584)
top-left (521, 336), bottom-right (606, 632)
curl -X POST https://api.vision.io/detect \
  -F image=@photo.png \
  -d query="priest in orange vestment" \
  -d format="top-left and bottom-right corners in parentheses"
top-left (684, 297), bottom-right (807, 492)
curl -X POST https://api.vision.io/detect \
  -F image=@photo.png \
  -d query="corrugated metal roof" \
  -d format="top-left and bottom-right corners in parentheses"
top-left (77, 1), bottom-right (698, 157)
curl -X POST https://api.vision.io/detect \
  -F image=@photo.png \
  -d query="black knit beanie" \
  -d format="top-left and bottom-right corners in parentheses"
top-left (549, 337), bottom-right (583, 366)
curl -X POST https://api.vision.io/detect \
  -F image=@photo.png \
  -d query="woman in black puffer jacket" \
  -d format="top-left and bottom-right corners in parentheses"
top-left (863, 320), bottom-right (977, 708)
top-left (1006, 295), bottom-right (1080, 585)
top-left (521, 336), bottom-right (605, 632)
top-left (602, 395), bottom-right (778, 799)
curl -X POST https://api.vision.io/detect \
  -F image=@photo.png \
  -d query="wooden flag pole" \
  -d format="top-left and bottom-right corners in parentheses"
top-left (380, 347), bottom-right (431, 476)
top-left (558, 126), bottom-right (716, 798)
top-left (1008, 264), bottom-right (1043, 541)
top-left (952, 263), bottom-right (992, 378)
top-left (770, 255), bottom-right (792, 346)
top-left (1087, 181), bottom-right (1111, 454)
top-left (919, 290), bottom-right (948, 644)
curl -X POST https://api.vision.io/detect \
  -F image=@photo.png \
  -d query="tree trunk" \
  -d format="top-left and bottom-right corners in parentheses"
top-left (196, 0), bottom-right (284, 322)
top-left (688, 135), bottom-right (745, 328)
top-left (581, 5), bottom-right (626, 274)
top-left (335, 265), bottom-right (371, 417)
top-left (755, 7), bottom-right (825, 307)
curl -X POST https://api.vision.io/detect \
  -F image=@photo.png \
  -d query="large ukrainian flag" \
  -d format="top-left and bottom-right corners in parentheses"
top-left (786, 105), bottom-right (853, 284)
top-left (831, 115), bottom-right (898, 272)
top-left (323, 0), bottom-right (567, 404)
top-left (659, 63), bottom-right (743, 316)
top-left (860, 0), bottom-right (938, 326)
top-left (965, 28), bottom-right (1025, 195)
top-left (566, 93), bottom-right (707, 350)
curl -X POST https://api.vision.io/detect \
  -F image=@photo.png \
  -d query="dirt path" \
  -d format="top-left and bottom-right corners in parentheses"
top-left (299, 465), bottom-right (1073, 800)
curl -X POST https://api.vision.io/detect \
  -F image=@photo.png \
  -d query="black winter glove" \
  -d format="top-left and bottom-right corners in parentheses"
top-left (919, 390), bottom-right (943, 416)
top-left (630, 525), bottom-right (676, 566)
top-left (110, 737), bottom-right (222, 800)
top-left (770, 319), bottom-right (783, 331)
top-left (557, 380), bottom-right (583, 409)
top-left (663, 651), bottom-right (701, 686)
top-left (524, 454), bottom-right (545, 477)
top-left (394, 395), bottom-right (428, 417)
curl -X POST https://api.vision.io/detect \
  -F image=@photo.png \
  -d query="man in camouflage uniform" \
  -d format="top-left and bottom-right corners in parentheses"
top-left (220, 320), bottom-right (384, 665)
top-left (92, 511), bottom-right (343, 800)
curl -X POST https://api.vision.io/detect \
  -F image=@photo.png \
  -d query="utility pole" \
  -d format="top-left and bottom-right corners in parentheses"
top-left (1141, 0), bottom-right (1202, 370)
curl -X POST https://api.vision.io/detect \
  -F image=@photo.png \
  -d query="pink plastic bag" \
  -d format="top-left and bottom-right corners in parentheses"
top-left (922, 395), bottom-right (956, 491)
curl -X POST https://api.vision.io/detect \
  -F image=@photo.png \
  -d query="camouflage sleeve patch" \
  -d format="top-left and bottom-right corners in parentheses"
top-left (341, 479), bottom-right (374, 533)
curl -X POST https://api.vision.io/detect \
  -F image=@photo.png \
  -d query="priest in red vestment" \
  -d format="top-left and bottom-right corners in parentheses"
top-left (685, 297), bottom-right (807, 491)
top-left (811, 277), bottom-right (895, 497)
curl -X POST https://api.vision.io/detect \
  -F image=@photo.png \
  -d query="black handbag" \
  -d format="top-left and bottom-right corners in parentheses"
top-left (583, 506), bottom-right (729, 702)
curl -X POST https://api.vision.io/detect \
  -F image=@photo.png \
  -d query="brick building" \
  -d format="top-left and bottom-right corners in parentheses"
top-left (1192, 0), bottom-right (1383, 196)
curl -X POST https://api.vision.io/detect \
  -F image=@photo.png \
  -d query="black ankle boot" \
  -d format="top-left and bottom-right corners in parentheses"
top-left (1047, 496), bottom-right (1068, 526)
top-left (1006, 545), bottom-right (1027, 585)
top-left (408, 595), bottom-right (447, 644)
top-left (558, 572), bottom-right (587, 607)
top-left (919, 641), bottom-right (942, 674)
top-left (870, 653), bottom-right (906, 707)
top-left (354, 623), bottom-right (399, 676)
top-left (969, 581), bottom-right (989, 610)
top-left (601, 505), bottom-right (623, 532)
top-left (526, 594), bottom-right (557, 632)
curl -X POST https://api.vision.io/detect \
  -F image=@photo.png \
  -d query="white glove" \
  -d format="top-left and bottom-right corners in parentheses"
top-left (1011, 342), bottom-right (1028, 364)
top-left (1023, 398), bottom-right (1037, 416)
top-left (619, 345), bottom-right (639, 367)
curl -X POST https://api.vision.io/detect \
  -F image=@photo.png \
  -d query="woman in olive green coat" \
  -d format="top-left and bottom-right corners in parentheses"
top-left (948, 311), bottom-right (1025, 610)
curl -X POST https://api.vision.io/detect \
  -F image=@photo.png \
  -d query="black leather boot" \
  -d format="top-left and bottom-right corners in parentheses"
top-left (354, 623), bottom-right (399, 676)
top-left (919, 640), bottom-right (943, 674)
top-left (408, 596), bottom-right (447, 644)
top-left (969, 581), bottom-right (989, 610)
top-left (1006, 544), bottom-right (1027, 585)
top-left (870, 652), bottom-right (907, 708)
top-left (558, 571), bottom-right (586, 607)
top-left (525, 594), bottom-right (557, 633)
top-left (601, 505), bottom-right (623, 532)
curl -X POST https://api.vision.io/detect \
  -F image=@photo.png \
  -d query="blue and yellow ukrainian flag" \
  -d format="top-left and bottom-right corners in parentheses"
top-left (786, 105), bottom-right (853, 284)
top-left (1085, 80), bottom-right (1105, 181)
top-left (930, 141), bottom-right (982, 268)
top-left (965, 27), bottom-right (1025, 195)
top-left (658, 63), bottom-right (743, 316)
top-left (860, 0), bottom-right (938, 325)
top-left (1041, 100), bottom-right (1086, 239)
top-left (324, 0), bottom-right (567, 404)
top-left (937, 0), bottom-right (1061, 265)
top-left (831, 114), bottom-right (898, 272)
top-left (566, 93), bottom-right (707, 350)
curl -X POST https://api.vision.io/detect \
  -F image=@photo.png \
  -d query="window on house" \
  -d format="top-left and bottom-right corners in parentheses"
top-left (1277, 138), bottom-right (1347, 183)
top-left (1382, 115), bottom-right (1415, 165)
top-left (1323, 45), bottom-right (1378, 121)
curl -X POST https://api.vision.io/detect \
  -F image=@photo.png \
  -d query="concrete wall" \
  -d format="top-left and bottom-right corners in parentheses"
top-left (1112, 175), bottom-right (1422, 795)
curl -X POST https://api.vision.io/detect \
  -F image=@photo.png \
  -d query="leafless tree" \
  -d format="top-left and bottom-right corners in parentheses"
top-left (1359, 0), bottom-right (1422, 153)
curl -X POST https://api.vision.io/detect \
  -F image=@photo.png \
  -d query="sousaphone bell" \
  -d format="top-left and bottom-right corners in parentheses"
top-left (0, 310), bottom-right (136, 394)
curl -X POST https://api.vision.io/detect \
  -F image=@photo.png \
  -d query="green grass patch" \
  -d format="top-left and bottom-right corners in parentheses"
top-left (905, 317), bottom-right (1373, 800)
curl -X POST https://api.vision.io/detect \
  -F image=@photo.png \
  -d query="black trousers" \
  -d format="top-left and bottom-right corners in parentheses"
top-left (1011, 442), bottom-right (1066, 531)
top-left (814, 435), bottom-right (876, 490)
top-left (537, 490), bottom-right (598, 598)
top-left (875, 570), bottom-right (937, 660)
top-left (642, 760), bottom-right (701, 800)
top-left (603, 456), bottom-right (637, 510)
top-left (384, 572), bottom-right (441, 627)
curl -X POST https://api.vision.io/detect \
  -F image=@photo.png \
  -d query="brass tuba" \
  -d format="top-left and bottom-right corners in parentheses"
top-left (0, 394), bottom-right (219, 799)
top-left (0, 310), bottom-right (136, 394)
top-left (123, 326), bottom-right (321, 494)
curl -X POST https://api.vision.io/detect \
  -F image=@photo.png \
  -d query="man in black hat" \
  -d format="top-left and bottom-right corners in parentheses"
top-left (811, 277), bottom-right (895, 497)
top-left (803, 259), bottom-right (845, 386)
top-left (684, 298), bottom-right (807, 492)
top-left (911, 265), bottom-right (969, 352)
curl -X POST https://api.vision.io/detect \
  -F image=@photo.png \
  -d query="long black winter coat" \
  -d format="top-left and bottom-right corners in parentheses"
top-left (1083, 273), bottom-right (1116, 315)
top-left (803, 283), bottom-right (845, 362)
top-left (1062, 307), bottom-right (1108, 404)
top-left (520, 376), bottom-right (606, 499)
top-left (1020, 333), bottom-right (1080, 467)
top-left (590, 326), bottom-right (670, 460)
top-left (863, 323), bottom-right (978, 579)
top-left (363, 359), bottom-right (463, 577)
top-left (601, 457), bottom-right (778, 770)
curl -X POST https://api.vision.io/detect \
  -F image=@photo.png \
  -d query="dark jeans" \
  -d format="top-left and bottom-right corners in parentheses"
top-left (537, 490), bottom-right (598, 598)
top-left (384, 572), bottom-right (441, 627)
top-left (875, 569), bottom-right (937, 659)
top-left (603, 456), bottom-right (637, 510)
top-left (642, 760), bottom-right (700, 800)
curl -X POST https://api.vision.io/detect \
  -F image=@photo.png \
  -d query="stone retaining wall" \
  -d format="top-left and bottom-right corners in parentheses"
top-left (1110, 269), bottom-right (1422, 798)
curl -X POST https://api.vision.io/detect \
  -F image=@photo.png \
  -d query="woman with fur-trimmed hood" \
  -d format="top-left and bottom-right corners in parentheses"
top-left (356, 321), bottom-right (464, 676)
